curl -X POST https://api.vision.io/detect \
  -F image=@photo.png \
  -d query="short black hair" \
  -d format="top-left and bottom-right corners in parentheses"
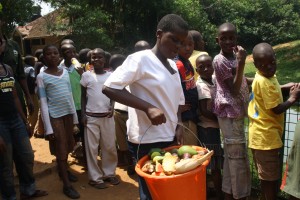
top-left (43, 44), bottom-right (58, 55)
top-left (78, 48), bottom-right (91, 63)
top-left (34, 49), bottom-right (43, 59)
top-left (157, 14), bottom-right (189, 33)
top-left (190, 30), bottom-right (203, 43)
top-left (109, 54), bottom-right (126, 71)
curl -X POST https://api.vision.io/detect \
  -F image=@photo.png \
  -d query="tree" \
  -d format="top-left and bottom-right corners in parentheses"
top-left (0, 0), bottom-right (41, 36)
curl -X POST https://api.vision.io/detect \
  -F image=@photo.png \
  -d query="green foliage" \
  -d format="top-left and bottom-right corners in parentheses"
top-left (0, 0), bottom-right (39, 35)
top-left (245, 40), bottom-right (300, 84)
top-left (202, 0), bottom-right (300, 51)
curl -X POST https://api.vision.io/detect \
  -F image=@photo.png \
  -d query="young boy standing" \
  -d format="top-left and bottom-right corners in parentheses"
top-left (196, 54), bottom-right (223, 198)
top-left (103, 14), bottom-right (188, 200)
top-left (59, 44), bottom-right (85, 163)
top-left (249, 42), bottom-right (300, 200)
top-left (81, 48), bottom-right (119, 189)
top-left (175, 31), bottom-right (199, 145)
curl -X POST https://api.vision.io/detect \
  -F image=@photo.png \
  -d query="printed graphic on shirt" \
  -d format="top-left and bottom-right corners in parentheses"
top-left (0, 77), bottom-right (14, 92)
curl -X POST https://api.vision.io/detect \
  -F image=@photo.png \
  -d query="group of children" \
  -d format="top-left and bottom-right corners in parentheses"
top-left (1, 13), bottom-right (300, 200)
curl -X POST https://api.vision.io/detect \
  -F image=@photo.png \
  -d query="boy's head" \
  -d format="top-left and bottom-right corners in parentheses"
top-left (24, 55), bottom-right (35, 66)
top-left (190, 30), bottom-right (205, 51)
top-left (60, 44), bottom-right (76, 62)
top-left (90, 48), bottom-right (106, 69)
top-left (216, 22), bottom-right (237, 55)
top-left (104, 51), bottom-right (111, 69)
top-left (60, 39), bottom-right (75, 47)
top-left (178, 31), bottom-right (194, 60)
top-left (78, 48), bottom-right (91, 64)
top-left (253, 43), bottom-right (276, 78)
top-left (156, 14), bottom-right (189, 59)
top-left (109, 54), bottom-right (126, 71)
top-left (134, 40), bottom-right (151, 52)
top-left (43, 45), bottom-right (60, 67)
top-left (34, 49), bottom-right (43, 61)
top-left (196, 54), bottom-right (213, 80)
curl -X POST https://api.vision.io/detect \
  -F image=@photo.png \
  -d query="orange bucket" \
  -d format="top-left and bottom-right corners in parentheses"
top-left (135, 146), bottom-right (209, 200)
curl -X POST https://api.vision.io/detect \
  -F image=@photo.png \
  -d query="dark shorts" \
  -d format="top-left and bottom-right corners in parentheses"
top-left (198, 126), bottom-right (223, 170)
top-left (251, 148), bottom-right (281, 181)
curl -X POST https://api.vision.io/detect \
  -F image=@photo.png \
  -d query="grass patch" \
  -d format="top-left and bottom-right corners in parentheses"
top-left (245, 40), bottom-right (300, 84)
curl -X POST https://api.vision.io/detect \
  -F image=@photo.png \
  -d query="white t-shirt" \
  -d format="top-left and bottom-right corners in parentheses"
top-left (80, 71), bottom-right (112, 113)
top-left (196, 76), bottom-right (219, 128)
top-left (104, 50), bottom-right (185, 144)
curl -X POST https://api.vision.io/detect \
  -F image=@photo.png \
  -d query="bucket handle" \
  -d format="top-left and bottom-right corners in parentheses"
top-left (136, 118), bottom-right (206, 160)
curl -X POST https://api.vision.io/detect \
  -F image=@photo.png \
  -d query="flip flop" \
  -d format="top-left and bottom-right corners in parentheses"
top-left (20, 189), bottom-right (48, 200)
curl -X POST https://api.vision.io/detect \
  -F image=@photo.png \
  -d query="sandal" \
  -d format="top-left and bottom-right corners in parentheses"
top-left (20, 189), bottom-right (48, 200)
top-left (104, 177), bottom-right (120, 185)
top-left (88, 181), bottom-right (108, 189)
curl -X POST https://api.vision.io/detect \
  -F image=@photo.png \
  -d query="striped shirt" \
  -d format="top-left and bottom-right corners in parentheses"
top-left (37, 69), bottom-right (77, 135)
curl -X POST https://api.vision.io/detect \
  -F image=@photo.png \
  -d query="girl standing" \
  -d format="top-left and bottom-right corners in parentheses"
top-left (37, 45), bottom-right (80, 199)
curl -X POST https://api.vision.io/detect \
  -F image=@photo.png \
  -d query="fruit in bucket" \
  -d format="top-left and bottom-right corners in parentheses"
top-left (178, 145), bottom-right (198, 157)
top-left (141, 146), bottom-right (214, 176)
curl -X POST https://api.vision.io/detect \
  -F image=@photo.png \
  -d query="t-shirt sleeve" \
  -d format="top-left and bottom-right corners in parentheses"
top-left (176, 60), bottom-right (185, 80)
top-left (213, 56), bottom-right (233, 82)
top-left (80, 72), bottom-right (88, 87)
top-left (36, 73), bottom-right (53, 135)
top-left (260, 81), bottom-right (282, 109)
top-left (104, 54), bottom-right (143, 89)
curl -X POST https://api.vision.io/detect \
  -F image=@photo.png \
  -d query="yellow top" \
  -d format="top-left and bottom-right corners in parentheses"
top-left (248, 72), bottom-right (284, 150)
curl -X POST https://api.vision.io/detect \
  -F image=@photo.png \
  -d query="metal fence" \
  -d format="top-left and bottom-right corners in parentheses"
top-left (246, 97), bottom-right (300, 199)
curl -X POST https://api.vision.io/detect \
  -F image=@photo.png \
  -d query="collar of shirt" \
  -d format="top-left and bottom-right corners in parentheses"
top-left (59, 62), bottom-right (75, 73)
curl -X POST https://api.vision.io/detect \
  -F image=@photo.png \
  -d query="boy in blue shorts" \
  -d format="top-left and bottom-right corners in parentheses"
top-left (249, 42), bottom-right (300, 200)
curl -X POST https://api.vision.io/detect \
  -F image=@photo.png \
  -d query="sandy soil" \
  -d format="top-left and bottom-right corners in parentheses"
top-left (15, 137), bottom-right (139, 200)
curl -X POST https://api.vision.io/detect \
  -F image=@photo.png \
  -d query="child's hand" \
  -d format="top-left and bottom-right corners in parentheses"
top-left (175, 125), bottom-right (184, 145)
top-left (234, 45), bottom-right (247, 66)
top-left (289, 83), bottom-right (300, 101)
top-left (146, 107), bottom-right (166, 125)
top-left (81, 115), bottom-right (87, 126)
top-left (26, 123), bottom-right (33, 138)
top-left (107, 107), bottom-right (114, 118)
top-left (180, 104), bottom-right (191, 112)
top-left (45, 134), bottom-right (55, 141)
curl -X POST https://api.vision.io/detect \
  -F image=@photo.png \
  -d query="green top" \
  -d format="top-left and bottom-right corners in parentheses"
top-left (68, 69), bottom-right (81, 110)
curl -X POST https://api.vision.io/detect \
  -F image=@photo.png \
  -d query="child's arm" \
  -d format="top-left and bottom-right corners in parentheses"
top-left (272, 83), bottom-right (300, 114)
top-left (81, 85), bottom-right (87, 126)
top-left (8, 66), bottom-right (32, 137)
top-left (199, 99), bottom-right (218, 121)
top-left (36, 73), bottom-right (54, 139)
top-left (107, 100), bottom-right (115, 118)
top-left (225, 46), bottom-right (247, 95)
top-left (103, 86), bottom-right (166, 125)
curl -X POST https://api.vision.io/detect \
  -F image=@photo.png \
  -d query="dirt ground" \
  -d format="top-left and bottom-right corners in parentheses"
top-left (15, 137), bottom-right (140, 200)
top-left (14, 138), bottom-right (256, 200)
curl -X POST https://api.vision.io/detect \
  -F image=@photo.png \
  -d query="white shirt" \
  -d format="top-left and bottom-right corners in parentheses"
top-left (104, 50), bottom-right (185, 144)
top-left (80, 71), bottom-right (112, 113)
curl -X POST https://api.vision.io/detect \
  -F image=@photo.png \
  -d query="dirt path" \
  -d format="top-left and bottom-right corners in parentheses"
top-left (17, 137), bottom-right (139, 200)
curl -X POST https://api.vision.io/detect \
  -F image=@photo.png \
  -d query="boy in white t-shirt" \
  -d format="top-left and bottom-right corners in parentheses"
top-left (80, 48), bottom-right (119, 190)
top-left (103, 14), bottom-right (188, 200)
